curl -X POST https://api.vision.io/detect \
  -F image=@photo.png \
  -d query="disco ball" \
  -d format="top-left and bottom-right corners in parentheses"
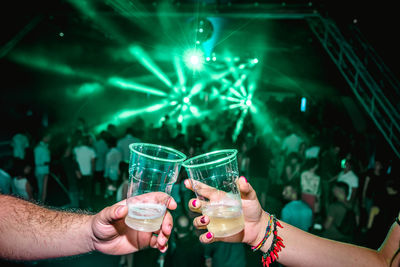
top-left (187, 17), bottom-right (214, 44)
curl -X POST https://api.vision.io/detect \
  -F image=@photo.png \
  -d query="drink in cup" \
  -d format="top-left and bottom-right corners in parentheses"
top-left (125, 143), bottom-right (186, 232)
top-left (183, 149), bottom-right (244, 237)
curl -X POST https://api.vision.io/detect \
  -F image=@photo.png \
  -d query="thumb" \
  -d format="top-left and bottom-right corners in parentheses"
top-left (99, 204), bottom-right (128, 225)
top-left (238, 176), bottom-right (257, 201)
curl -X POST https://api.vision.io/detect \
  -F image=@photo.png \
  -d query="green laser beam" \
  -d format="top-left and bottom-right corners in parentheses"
top-left (108, 77), bottom-right (167, 97)
top-left (129, 45), bottom-right (173, 88)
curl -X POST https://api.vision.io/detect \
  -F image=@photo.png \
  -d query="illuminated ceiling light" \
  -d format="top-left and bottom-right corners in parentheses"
top-left (246, 99), bottom-right (252, 106)
top-left (212, 56), bottom-right (217, 61)
top-left (206, 57), bottom-right (210, 61)
top-left (183, 97), bottom-right (190, 103)
top-left (252, 58), bottom-right (259, 64)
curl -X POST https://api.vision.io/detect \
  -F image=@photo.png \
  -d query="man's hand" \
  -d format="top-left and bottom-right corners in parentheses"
top-left (91, 198), bottom-right (177, 254)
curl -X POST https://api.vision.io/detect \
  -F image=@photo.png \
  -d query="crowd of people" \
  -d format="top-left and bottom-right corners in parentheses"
top-left (1, 105), bottom-right (399, 266)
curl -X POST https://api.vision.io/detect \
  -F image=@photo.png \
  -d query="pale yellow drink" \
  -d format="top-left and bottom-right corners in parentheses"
top-left (202, 203), bottom-right (244, 237)
top-left (125, 203), bottom-right (166, 232)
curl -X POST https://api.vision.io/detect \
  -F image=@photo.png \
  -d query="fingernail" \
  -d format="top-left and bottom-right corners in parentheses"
top-left (206, 232), bottom-right (213, 239)
top-left (240, 176), bottom-right (248, 183)
top-left (116, 205), bottom-right (124, 216)
top-left (192, 199), bottom-right (197, 207)
top-left (200, 216), bottom-right (206, 224)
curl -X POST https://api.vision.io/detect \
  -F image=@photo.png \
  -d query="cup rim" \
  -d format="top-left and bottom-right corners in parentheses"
top-left (129, 143), bottom-right (187, 163)
top-left (182, 149), bottom-right (238, 169)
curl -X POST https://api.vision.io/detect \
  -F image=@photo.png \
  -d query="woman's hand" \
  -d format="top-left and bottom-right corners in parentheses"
top-left (185, 176), bottom-right (269, 247)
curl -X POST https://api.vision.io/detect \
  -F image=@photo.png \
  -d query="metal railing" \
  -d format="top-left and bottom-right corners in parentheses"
top-left (308, 16), bottom-right (400, 159)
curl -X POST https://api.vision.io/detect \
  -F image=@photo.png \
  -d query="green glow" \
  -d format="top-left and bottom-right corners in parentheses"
top-left (129, 45), bottom-right (173, 87)
top-left (118, 102), bottom-right (168, 119)
top-left (170, 100), bottom-right (178, 105)
top-left (178, 114), bottom-right (183, 123)
top-left (94, 100), bottom-right (168, 132)
top-left (67, 83), bottom-right (103, 98)
top-left (211, 69), bottom-right (232, 80)
top-left (252, 58), bottom-right (259, 64)
top-left (240, 85), bottom-right (247, 97)
top-left (229, 87), bottom-right (243, 98)
top-left (188, 83), bottom-right (204, 98)
top-left (173, 55), bottom-right (186, 86)
top-left (183, 49), bottom-right (205, 71)
top-left (232, 108), bottom-right (249, 142)
top-left (183, 97), bottom-right (190, 103)
top-left (9, 52), bottom-right (100, 80)
top-left (182, 105), bottom-right (188, 111)
top-left (246, 99), bottom-right (252, 106)
top-left (68, 0), bottom-right (125, 42)
top-left (189, 105), bottom-right (200, 117)
top-left (221, 96), bottom-right (242, 103)
top-left (108, 77), bottom-right (167, 97)
top-left (228, 103), bottom-right (243, 110)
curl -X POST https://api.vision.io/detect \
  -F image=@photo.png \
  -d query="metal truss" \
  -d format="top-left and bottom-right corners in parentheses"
top-left (308, 16), bottom-right (400, 159)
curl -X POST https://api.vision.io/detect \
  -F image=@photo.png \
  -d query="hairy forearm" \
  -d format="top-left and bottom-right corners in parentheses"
top-left (259, 214), bottom-right (386, 267)
top-left (0, 195), bottom-right (94, 260)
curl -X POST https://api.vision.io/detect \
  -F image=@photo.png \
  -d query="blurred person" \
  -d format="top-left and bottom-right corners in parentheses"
top-left (116, 161), bottom-right (133, 267)
top-left (73, 135), bottom-right (96, 209)
top-left (281, 152), bottom-right (302, 184)
top-left (0, 158), bottom-right (12, 194)
top-left (34, 130), bottom-right (52, 202)
top-left (317, 143), bottom-right (342, 221)
top-left (10, 130), bottom-right (30, 160)
top-left (361, 158), bottom-right (386, 229)
top-left (186, 177), bottom-right (400, 267)
top-left (117, 127), bottom-right (140, 163)
top-left (281, 181), bottom-right (313, 232)
top-left (335, 158), bottom-right (359, 204)
top-left (237, 141), bottom-right (251, 179)
top-left (0, 194), bottom-right (175, 261)
top-left (300, 158), bottom-right (321, 214)
top-left (322, 181), bottom-right (356, 243)
top-left (280, 129), bottom-right (303, 156)
top-left (105, 136), bottom-right (122, 199)
top-left (165, 214), bottom-right (205, 267)
top-left (367, 174), bottom-right (400, 249)
top-left (61, 142), bottom-right (80, 208)
top-left (204, 242), bottom-right (246, 267)
top-left (94, 130), bottom-right (109, 196)
top-left (11, 159), bottom-right (35, 201)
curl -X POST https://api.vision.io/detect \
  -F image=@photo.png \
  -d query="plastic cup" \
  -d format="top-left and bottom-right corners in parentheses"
top-left (183, 149), bottom-right (244, 237)
top-left (125, 143), bottom-right (186, 232)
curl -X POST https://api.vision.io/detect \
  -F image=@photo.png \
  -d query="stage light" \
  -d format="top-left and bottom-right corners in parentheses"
top-left (178, 115), bottom-right (183, 123)
top-left (183, 49), bottom-right (205, 70)
top-left (252, 58), bottom-right (259, 64)
top-left (300, 97), bottom-right (307, 112)
top-left (183, 97), bottom-right (190, 103)
top-left (246, 99), bottom-right (252, 106)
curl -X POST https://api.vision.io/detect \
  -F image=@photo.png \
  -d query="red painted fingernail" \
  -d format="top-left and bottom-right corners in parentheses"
top-left (200, 216), bottom-right (206, 224)
top-left (192, 199), bottom-right (197, 207)
top-left (240, 176), bottom-right (248, 183)
top-left (206, 232), bottom-right (213, 239)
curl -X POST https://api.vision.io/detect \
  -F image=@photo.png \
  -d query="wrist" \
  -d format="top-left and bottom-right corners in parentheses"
top-left (86, 214), bottom-right (97, 253)
top-left (249, 211), bottom-right (271, 248)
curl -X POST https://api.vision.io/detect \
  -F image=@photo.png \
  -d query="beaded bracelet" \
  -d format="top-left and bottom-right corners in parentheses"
top-left (261, 216), bottom-right (285, 267)
top-left (251, 213), bottom-right (274, 252)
